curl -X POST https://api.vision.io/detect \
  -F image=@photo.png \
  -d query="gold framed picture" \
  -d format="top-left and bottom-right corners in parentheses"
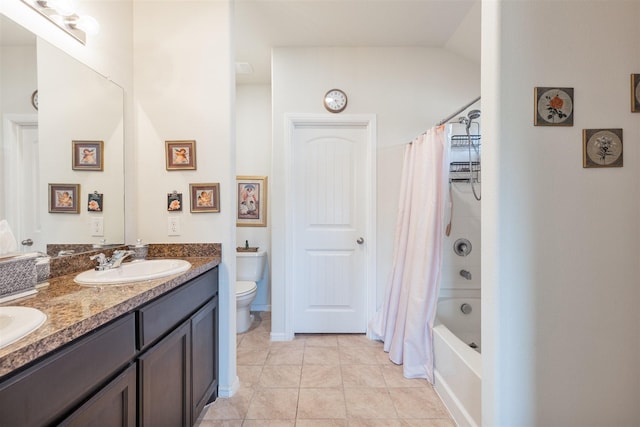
top-left (49, 183), bottom-right (80, 213)
top-left (72, 140), bottom-right (104, 171)
top-left (190, 183), bottom-right (220, 213)
top-left (166, 140), bottom-right (196, 170)
top-left (237, 176), bottom-right (267, 227)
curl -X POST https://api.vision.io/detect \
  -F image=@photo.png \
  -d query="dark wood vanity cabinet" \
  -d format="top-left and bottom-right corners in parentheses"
top-left (0, 266), bottom-right (218, 427)
top-left (137, 268), bottom-right (219, 427)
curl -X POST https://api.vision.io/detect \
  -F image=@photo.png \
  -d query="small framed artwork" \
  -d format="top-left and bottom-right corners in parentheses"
top-left (631, 74), bottom-right (640, 113)
top-left (49, 183), bottom-right (80, 213)
top-left (237, 176), bottom-right (267, 227)
top-left (190, 183), bottom-right (220, 213)
top-left (583, 128), bottom-right (623, 168)
top-left (72, 140), bottom-right (104, 171)
top-left (166, 140), bottom-right (196, 170)
top-left (167, 191), bottom-right (183, 212)
top-left (534, 87), bottom-right (574, 126)
top-left (87, 192), bottom-right (103, 212)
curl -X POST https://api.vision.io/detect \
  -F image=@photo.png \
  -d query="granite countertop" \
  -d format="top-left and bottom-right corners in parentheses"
top-left (0, 255), bottom-right (221, 378)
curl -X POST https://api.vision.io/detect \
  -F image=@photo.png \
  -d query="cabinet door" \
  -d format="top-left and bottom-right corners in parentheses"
top-left (138, 321), bottom-right (191, 427)
top-left (59, 364), bottom-right (137, 427)
top-left (191, 296), bottom-right (218, 421)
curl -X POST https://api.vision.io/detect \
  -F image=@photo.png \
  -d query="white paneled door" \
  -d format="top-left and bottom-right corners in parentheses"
top-left (291, 121), bottom-right (372, 333)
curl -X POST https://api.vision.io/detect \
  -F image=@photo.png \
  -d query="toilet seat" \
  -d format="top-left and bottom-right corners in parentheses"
top-left (236, 280), bottom-right (257, 297)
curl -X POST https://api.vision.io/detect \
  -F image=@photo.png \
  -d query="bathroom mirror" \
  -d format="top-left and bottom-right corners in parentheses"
top-left (0, 14), bottom-right (125, 255)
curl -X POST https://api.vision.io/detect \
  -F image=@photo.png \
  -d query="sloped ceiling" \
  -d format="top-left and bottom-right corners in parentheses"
top-left (235, 0), bottom-right (481, 84)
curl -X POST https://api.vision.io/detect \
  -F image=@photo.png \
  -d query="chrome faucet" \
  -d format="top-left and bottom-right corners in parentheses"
top-left (90, 250), bottom-right (136, 271)
top-left (109, 250), bottom-right (136, 268)
top-left (90, 253), bottom-right (110, 271)
top-left (460, 269), bottom-right (472, 280)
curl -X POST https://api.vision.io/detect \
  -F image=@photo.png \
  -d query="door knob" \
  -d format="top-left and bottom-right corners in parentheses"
top-left (357, 237), bottom-right (364, 244)
top-left (21, 238), bottom-right (33, 246)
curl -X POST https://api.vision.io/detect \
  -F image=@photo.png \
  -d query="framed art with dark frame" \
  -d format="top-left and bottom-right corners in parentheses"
top-left (190, 183), bottom-right (220, 213)
top-left (237, 176), bottom-right (267, 227)
top-left (167, 191), bottom-right (183, 212)
top-left (87, 192), bottom-right (103, 212)
top-left (534, 87), bottom-right (574, 126)
top-left (631, 74), bottom-right (640, 113)
top-left (49, 183), bottom-right (80, 213)
top-left (583, 128), bottom-right (623, 168)
top-left (72, 140), bottom-right (104, 171)
top-left (166, 140), bottom-right (197, 170)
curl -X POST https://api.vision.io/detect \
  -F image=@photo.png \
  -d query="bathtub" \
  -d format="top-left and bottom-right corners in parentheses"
top-left (433, 296), bottom-right (482, 427)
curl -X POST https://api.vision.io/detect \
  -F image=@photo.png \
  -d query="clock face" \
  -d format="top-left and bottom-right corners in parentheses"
top-left (324, 89), bottom-right (347, 113)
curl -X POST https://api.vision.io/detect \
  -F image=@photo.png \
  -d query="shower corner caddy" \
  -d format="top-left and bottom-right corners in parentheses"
top-left (449, 134), bottom-right (481, 183)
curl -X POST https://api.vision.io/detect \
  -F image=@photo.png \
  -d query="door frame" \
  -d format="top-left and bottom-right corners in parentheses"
top-left (283, 114), bottom-right (377, 339)
top-left (2, 114), bottom-right (38, 247)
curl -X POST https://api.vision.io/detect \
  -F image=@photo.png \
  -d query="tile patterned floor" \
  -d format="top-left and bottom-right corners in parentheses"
top-left (196, 312), bottom-right (455, 427)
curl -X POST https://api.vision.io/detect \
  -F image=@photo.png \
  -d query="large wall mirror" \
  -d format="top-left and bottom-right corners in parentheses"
top-left (0, 14), bottom-right (124, 256)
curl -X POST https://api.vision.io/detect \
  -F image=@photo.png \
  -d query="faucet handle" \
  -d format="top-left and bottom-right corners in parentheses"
top-left (90, 253), bottom-right (108, 270)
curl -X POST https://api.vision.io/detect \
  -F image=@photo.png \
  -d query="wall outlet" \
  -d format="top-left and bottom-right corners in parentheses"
top-left (168, 216), bottom-right (181, 236)
top-left (90, 217), bottom-right (104, 236)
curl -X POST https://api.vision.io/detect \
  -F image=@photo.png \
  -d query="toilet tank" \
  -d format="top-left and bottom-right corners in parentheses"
top-left (236, 251), bottom-right (266, 281)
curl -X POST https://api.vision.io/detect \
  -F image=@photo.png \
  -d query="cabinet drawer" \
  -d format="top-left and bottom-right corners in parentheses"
top-left (137, 268), bottom-right (217, 350)
top-left (0, 313), bottom-right (136, 426)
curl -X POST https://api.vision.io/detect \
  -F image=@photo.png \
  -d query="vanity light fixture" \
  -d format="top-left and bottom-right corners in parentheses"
top-left (21, 0), bottom-right (100, 44)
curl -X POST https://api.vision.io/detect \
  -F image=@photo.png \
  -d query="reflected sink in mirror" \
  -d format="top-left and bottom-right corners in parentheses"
top-left (74, 259), bottom-right (192, 286)
top-left (0, 306), bottom-right (47, 349)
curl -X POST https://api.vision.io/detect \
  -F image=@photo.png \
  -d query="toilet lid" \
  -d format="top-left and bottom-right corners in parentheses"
top-left (236, 281), bottom-right (257, 296)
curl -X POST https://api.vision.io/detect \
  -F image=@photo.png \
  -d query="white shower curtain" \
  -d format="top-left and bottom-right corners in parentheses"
top-left (370, 125), bottom-right (449, 384)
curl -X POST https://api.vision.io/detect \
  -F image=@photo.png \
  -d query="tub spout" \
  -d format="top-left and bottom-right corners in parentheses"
top-left (460, 269), bottom-right (472, 280)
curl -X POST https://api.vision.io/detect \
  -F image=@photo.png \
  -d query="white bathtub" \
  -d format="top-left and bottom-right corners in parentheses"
top-left (434, 296), bottom-right (482, 427)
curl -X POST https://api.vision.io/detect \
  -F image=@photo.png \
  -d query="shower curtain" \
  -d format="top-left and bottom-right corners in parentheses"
top-left (370, 125), bottom-right (449, 384)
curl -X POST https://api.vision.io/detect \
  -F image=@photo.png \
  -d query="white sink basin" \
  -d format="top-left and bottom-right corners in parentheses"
top-left (0, 306), bottom-right (47, 349)
top-left (74, 259), bottom-right (192, 286)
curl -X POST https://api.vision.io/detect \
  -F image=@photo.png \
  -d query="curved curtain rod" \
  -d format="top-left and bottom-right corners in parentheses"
top-left (436, 96), bottom-right (481, 126)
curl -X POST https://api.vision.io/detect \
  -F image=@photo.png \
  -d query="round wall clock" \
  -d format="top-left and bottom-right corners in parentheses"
top-left (31, 90), bottom-right (38, 110)
top-left (323, 89), bottom-right (347, 113)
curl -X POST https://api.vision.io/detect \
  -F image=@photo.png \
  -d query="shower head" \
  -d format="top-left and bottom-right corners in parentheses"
top-left (467, 109), bottom-right (481, 120)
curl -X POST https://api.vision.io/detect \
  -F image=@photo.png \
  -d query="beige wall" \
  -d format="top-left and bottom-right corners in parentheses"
top-left (482, 1), bottom-right (640, 424)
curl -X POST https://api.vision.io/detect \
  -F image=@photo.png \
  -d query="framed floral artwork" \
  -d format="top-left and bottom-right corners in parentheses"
top-left (72, 140), bottom-right (104, 171)
top-left (167, 191), bottom-right (183, 212)
top-left (190, 183), bottom-right (220, 213)
top-left (583, 128), bottom-right (623, 168)
top-left (237, 176), bottom-right (267, 227)
top-left (87, 192), bottom-right (103, 212)
top-left (534, 87), bottom-right (574, 126)
top-left (166, 140), bottom-right (196, 170)
top-left (49, 183), bottom-right (80, 213)
top-left (631, 74), bottom-right (640, 113)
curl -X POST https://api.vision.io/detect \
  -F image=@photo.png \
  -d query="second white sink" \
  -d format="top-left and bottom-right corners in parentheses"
top-left (74, 259), bottom-right (192, 285)
top-left (0, 306), bottom-right (47, 349)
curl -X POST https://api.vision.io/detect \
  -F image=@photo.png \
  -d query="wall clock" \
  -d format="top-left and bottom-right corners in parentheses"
top-left (323, 89), bottom-right (347, 113)
top-left (31, 90), bottom-right (38, 110)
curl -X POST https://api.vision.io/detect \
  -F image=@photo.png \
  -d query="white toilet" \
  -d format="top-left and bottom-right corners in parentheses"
top-left (236, 251), bottom-right (266, 333)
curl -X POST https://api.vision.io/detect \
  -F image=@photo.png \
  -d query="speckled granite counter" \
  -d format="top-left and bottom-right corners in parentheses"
top-left (0, 254), bottom-right (221, 378)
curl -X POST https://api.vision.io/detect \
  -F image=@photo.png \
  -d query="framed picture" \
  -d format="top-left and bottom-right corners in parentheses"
top-left (190, 183), bottom-right (220, 213)
top-left (631, 74), bottom-right (640, 113)
top-left (167, 191), bottom-right (183, 212)
top-left (534, 87), bottom-right (574, 126)
top-left (72, 140), bottom-right (104, 171)
top-left (237, 176), bottom-right (267, 227)
top-left (87, 192), bottom-right (103, 212)
top-left (583, 128), bottom-right (623, 168)
top-left (166, 140), bottom-right (196, 170)
top-left (49, 183), bottom-right (80, 213)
